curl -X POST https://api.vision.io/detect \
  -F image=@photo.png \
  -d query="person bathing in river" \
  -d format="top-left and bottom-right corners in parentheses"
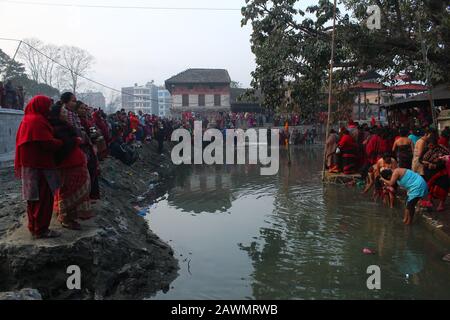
top-left (375, 154), bottom-right (398, 208)
top-left (365, 153), bottom-right (397, 204)
top-left (380, 168), bottom-right (428, 226)
top-left (412, 128), bottom-right (436, 177)
top-left (393, 128), bottom-right (414, 169)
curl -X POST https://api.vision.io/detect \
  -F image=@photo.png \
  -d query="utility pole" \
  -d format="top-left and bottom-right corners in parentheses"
top-left (3, 40), bottom-right (22, 81)
top-left (322, 0), bottom-right (337, 181)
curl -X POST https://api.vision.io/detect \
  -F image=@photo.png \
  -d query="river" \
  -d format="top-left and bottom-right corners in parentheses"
top-left (147, 146), bottom-right (450, 300)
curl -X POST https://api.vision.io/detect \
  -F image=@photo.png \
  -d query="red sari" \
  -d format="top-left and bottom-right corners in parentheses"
top-left (80, 116), bottom-right (100, 200)
top-left (53, 141), bottom-right (92, 222)
top-left (338, 134), bottom-right (358, 174)
top-left (15, 96), bottom-right (63, 236)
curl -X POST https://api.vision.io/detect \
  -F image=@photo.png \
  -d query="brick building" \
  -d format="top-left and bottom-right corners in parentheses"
top-left (165, 69), bottom-right (231, 119)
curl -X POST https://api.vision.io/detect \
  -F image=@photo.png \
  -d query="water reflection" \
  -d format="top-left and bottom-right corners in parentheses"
top-left (150, 146), bottom-right (450, 300)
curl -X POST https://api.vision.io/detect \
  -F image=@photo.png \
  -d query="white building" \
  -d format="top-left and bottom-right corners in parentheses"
top-left (157, 88), bottom-right (172, 118)
top-left (121, 81), bottom-right (159, 114)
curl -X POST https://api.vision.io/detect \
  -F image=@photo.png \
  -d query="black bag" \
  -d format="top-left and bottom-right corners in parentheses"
top-left (110, 141), bottom-right (136, 166)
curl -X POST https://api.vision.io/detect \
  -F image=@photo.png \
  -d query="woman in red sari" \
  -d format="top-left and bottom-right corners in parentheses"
top-left (420, 138), bottom-right (450, 212)
top-left (93, 110), bottom-right (111, 143)
top-left (338, 128), bottom-right (358, 174)
top-left (77, 102), bottom-right (101, 200)
top-left (49, 103), bottom-right (92, 230)
top-left (15, 96), bottom-right (63, 239)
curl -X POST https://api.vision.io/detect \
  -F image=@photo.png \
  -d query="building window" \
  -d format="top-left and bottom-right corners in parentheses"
top-left (214, 94), bottom-right (221, 107)
top-left (182, 94), bottom-right (189, 107)
top-left (198, 94), bottom-right (205, 106)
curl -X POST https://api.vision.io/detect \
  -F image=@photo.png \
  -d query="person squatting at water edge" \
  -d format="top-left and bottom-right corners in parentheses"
top-left (324, 120), bottom-right (450, 215)
top-left (380, 168), bottom-right (429, 226)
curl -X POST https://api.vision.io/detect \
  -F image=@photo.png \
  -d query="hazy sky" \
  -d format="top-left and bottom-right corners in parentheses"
top-left (0, 0), bottom-right (319, 95)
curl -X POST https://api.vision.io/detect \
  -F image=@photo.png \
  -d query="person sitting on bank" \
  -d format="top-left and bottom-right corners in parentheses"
top-left (337, 128), bottom-right (358, 175)
top-left (326, 129), bottom-right (339, 173)
top-left (420, 137), bottom-right (450, 211)
top-left (380, 168), bottom-right (429, 226)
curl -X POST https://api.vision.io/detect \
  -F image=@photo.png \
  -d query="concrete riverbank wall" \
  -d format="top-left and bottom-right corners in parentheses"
top-left (0, 108), bottom-right (23, 168)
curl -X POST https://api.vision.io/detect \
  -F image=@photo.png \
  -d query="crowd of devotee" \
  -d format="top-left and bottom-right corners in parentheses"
top-left (14, 92), bottom-right (181, 239)
top-left (325, 120), bottom-right (450, 225)
top-left (0, 80), bottom-right (25, 110)
top-left (12, 90), bottom-right (329, 239)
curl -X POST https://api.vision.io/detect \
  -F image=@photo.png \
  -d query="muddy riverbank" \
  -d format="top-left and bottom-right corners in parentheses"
top-left (0, 141), bottom-right (179, 300)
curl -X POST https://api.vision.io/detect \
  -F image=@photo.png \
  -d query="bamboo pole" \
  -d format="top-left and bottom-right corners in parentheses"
top-left (322, 0), bottom-right (338, 182)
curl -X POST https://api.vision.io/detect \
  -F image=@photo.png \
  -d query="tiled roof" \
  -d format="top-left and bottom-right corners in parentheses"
top-left (165, 69), bottom-right (231, 85)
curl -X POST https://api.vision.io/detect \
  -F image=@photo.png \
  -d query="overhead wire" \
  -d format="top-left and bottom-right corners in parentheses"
top-left (0, 0), bottom-right (242, 12)
top-left (0, 37), bottom-right (199, 107)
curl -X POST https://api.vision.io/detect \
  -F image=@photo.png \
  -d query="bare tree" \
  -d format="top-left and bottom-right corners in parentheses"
top-left (106, 90), bottom-right (121, 113)
top-left (54, 65), bottom-right (69, 93)
top-left (18, 38), bottom-right (44, 82)
top-left (40, 44), bottom-right (60, 87)
top-left (59, 45), bottom-right (94, 94)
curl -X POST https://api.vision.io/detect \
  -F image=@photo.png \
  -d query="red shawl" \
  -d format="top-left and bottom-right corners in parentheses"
top-left (365, 134), bottom-right (382, 165)
top-left (339, 134), bottom-right (357, 152)
top-left (93, 111), bottom-right (111, 143)
top-left (16, 96), bottom-right (53, 147)
top-left (15, 96), bottom-right (58, 176)
top-left (129, 114), bottom-right (139, 131)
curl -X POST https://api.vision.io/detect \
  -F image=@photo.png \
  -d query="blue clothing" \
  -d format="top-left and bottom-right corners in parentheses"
top-left (397, 169), bottom-right (428, 202)
top-left (408, 134), bottom-right (420, 147)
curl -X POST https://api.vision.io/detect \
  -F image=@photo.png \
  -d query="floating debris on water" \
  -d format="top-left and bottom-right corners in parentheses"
top-left (362, 248), bottom-right (376, 255)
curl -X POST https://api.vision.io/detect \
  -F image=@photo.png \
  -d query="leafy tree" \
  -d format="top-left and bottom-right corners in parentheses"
top-left (0, 48), bottom-right (27, 80)
top-left (340, 0), bottom-right (450, 84)
top-left (1, 48), bottom-right (59, 99)
top-left (241, 0), bottom-right (450, 117)
top-left (231, 80), bottom-right (243, 88)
